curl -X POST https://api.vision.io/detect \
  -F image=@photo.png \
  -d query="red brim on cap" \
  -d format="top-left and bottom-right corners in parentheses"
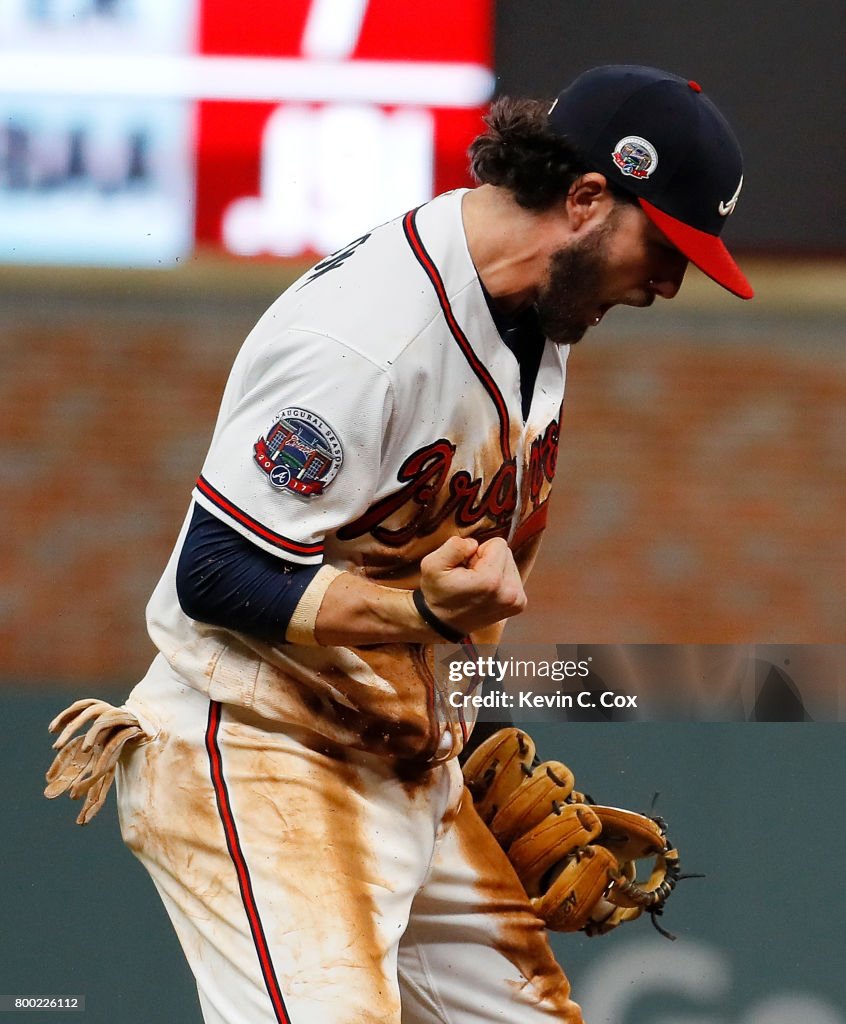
top-left (639, 198), bottom-right (754, 299)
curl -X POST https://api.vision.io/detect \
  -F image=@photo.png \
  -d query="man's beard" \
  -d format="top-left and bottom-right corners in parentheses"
top-left (534, 217), bottom-right (616, 345)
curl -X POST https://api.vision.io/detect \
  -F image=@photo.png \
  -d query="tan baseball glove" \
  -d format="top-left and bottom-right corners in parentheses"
top-left (462, 728), bottom-right (684, 937)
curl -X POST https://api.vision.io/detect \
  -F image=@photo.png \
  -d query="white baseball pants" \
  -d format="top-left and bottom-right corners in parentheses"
top-left (116, 661), bottom-right (583, 1024)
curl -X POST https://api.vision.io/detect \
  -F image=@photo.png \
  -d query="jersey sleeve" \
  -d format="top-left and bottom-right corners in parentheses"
top-left (194, 328), bottom-right (392, 565)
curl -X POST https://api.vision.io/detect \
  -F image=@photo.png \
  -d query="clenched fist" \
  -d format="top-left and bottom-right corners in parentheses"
top-left (418, 536), bottom-right (527, 636)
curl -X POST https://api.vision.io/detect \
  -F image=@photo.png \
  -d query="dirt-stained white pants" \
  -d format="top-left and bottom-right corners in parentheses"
top-left (116, 660), bottom-right (583, 1024)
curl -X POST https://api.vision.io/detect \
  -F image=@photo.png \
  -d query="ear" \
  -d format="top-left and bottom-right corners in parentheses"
top-left (565, 173), bottom-right (615, 232)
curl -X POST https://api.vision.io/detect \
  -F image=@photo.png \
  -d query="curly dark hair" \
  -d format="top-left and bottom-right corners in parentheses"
top-left (468, 96), bottom-right (633, 211)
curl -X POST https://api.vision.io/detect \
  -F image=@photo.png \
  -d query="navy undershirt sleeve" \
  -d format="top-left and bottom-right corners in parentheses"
top-left (481, 288), bottom-right (545, 420)
top-left (176, 504), bottom-right (321, 643)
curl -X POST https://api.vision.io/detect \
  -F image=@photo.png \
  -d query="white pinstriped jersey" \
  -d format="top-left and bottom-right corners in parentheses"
top-left (145, 189), bottom-right (568, 761)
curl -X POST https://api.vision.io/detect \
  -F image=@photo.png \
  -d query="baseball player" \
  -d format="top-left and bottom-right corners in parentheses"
top-left (46, 66), bottom-right (752, 1023)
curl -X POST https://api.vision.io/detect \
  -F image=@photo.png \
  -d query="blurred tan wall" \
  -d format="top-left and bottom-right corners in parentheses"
top-left (1, 260), bottom-right (844, 686)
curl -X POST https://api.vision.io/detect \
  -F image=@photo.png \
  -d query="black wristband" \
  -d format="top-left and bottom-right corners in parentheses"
top-left (412, 588), bottom-right (466, 643)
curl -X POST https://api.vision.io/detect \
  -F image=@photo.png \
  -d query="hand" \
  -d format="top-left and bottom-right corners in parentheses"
top-left (418, 536), bottom-right (527, 636)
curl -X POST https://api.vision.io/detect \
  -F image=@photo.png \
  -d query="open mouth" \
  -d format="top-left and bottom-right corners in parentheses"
top-left (591, 304), bottom-right (613, 326)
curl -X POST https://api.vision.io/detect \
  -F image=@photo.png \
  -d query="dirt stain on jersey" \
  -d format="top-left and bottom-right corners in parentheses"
top-left (453, 791), bottom-right (585, 1022)
top-left (233, 636), bottom-right (453, 764)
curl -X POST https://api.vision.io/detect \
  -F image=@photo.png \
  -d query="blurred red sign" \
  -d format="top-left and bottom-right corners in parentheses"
top-left (195, 0), bottom-right (494, 257)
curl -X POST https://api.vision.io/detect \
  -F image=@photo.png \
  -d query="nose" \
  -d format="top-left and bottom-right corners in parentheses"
top-left (649, 258), bottom-right (688, 300)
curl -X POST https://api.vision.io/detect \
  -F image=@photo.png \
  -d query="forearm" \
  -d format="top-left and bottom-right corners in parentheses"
top-left (176, 504), bottom-right (438, 647)
top-left (176, 506), bottom-right (523, 649)
top-left (309, 534), bottom-right (525, 646)
top-left (307, 571), bottom-right (436, 646)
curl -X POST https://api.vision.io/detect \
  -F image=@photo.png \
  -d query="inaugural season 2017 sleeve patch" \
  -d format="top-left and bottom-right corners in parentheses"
top-left (253, 407), bottom-right (343, 498)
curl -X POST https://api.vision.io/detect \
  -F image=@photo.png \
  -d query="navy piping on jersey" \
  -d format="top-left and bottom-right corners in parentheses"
top-left (196, 475), bottom-right (323, 559)
top-left (205, 701), bottom-right (292, 1024)
top-left (402, 207), bottom-right (513, 462)
top-left (176, 504), bottom-right (319, 643)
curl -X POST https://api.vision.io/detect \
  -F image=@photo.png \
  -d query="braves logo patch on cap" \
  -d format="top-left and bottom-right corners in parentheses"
top-left (612, 136), bottom-right (658, 179)
top-left (718, 175), bottom-right (743, 217)
top-left (253, 407), bottom-right (343, 498)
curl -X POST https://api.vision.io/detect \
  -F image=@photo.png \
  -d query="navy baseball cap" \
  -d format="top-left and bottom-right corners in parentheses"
top-left (548, 65), bottom-right (753, 299)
